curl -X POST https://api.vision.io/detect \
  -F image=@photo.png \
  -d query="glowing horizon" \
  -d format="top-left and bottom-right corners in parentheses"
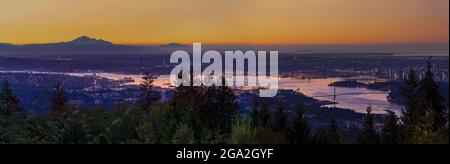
top-left (1, 0), bottom-right (448, 45)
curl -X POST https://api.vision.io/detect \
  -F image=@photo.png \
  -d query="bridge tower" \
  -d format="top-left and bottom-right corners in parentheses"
top-left (333, 87), bottom-right (337, 108)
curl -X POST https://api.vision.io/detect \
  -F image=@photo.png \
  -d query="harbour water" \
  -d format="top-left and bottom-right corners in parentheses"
top-left (1, 70), bottom-right (403, 114)
top-left (68, 73), bottom-right (403, 114)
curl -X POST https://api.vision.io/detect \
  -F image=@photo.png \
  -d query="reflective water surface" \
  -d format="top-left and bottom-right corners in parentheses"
top-left (1, 71), bottom-right (402, 114)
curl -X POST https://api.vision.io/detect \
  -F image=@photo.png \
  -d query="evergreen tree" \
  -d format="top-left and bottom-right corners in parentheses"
top-left (250, 96), bottom-right (260, 128)
top-left (291, 104), bottom-right (311, 144)
top-left (135, 121), bottom-right (156, 144)
top-left (272, 102), bottom-right (289, 134)
top-left (23, 117), bottom-right (62, 144)
top-left (213, 76), bottom-right (237, 133)
top-left (172, 123), bottom-right (195, 144)
top-left (257, 126), bottom-right (286, 144)
top-left (190, 76), bottom-right (237, 137)
top-left (170, 70), bottom-right (203, 136)
top-left (400, 69), bottom-right (423, 126)
top-left (358, 106), bottom-right (380, 144)
top-left (259, 100), bottom-right (271, 128)
top-left (310, 129), bottom-right (329, 144)
top-left (408, 110), bottom-right (439, 144)
top-left (58, 116), bottom-right (87, 144)
top-left (228, 117), bottom-right (257, 144)
top-left (381, 110), bottom-right (401, 144)
top-left (49, 82), bottom-right (69, 115)
top-left (199, 129), bottom-right (221, 144)
top-left (170, 70), bottom-right (196, 134)
top-left (327, 118), bottom-right (342, 144)
top-left (417, 58), bottom-right (447, 131)
top-left (137, 71), bottom-right (161, 111)
top-left (0, 80), bottom-right (22, 116)
top-left (0, 123), bottom-right (8, 143)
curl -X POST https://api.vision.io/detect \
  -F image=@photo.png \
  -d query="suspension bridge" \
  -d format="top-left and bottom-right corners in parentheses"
top-left (297, 86), bottom-right (391, 108)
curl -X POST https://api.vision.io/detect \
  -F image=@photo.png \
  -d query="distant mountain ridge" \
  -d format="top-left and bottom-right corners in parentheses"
top-left (0, 36), bottom-right (184, 55)
top-left (69, 36), bottom-right (113, 45)
top-left (15, 36), bottom-right (117, 47)
top-left (159, 42), bottom-right (187, 48)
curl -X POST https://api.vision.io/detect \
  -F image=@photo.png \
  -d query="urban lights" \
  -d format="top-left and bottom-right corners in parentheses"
top-left (170, 43), bottom-right (279, 97)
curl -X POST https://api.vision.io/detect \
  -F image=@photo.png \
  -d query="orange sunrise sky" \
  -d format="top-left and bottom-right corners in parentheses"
top-left (0, 0), bottom-right (448, 45)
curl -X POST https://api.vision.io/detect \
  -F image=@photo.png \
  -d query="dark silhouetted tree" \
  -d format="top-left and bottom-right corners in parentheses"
top-left (135, 121), bottom-right (156, 144)
top-left (381, 110), bottom-right (401, 144)
top-left (400, 69), bottom-right (423, 127)
top-left (213, 76), bottom-right (237, 134)
top-left (417, 58), bottom-right (447, 131)
top-left (291, 104), bottom-right (311, 144)
top-left (228, 117), bottom-right (257, 144)
top-left (137, 71), bottom-right (161, 111)
top-left (358, 106), bottom-right (380, 144)
top-left (49, 82), bottom-right (69, 115)
top-left (327, 118), bottom-right (342, 144)
top-left (250, 96), bottom-right (260, 128)
top-left (172, 123), bottom-right (195, 144)
top-left (272, 102), bottom-right (289, 134)
top-left (198, 76), bottom-right (237, 135)
top-left (310, 129), bottom-right (329, 144)
top-left (171, 71), bottom-right (194, 122)
top-left (259, 99), bottom-right (271, 128)
top-left (0, 80), bottom-right (22, 116)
